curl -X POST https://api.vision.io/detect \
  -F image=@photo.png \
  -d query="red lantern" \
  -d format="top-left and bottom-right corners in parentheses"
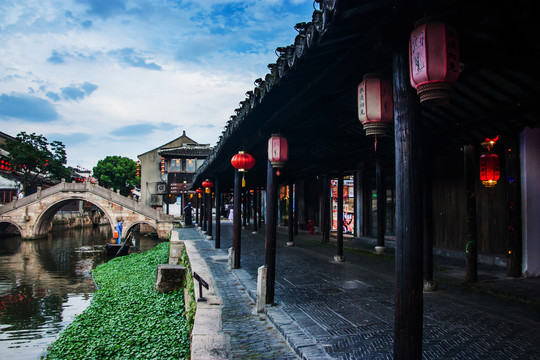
top-left (357, 74), bottom-right (393, 138)
top-left (161, 157), bottom-right (165, 174)
top-left (231, 151), bottom-right (255, 172)
top-left (195, 188), bottom-right (203, 198)
top-left (268, 134), bottom-right (288, 169)
top-left (480, 153), bottom-right (500, 188)
top-left (202, 179), bottom-right (214, 193)
top-left (409, 22), bottom-right (459, 105)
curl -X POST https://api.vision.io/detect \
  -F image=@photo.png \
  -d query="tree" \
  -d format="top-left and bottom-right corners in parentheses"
top-left (5, 132), bottom-right (71, 193)
top-left (92, 156), bottom-right (140, 196)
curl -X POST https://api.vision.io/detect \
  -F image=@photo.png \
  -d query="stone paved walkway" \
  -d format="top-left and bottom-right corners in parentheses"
top-left (180, 222), bottom-right (540, 359)
top-left (179, 227), bottom-right (299, 360)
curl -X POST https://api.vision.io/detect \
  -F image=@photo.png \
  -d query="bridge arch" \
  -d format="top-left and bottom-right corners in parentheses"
top-left (0, 219), bottom-right (22, 237)
top-left (33, 197), bottom-right (116, 239)
top-left (0, 182), bottom-right (174, 240)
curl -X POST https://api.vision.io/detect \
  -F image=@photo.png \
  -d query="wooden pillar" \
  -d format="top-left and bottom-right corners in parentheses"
top-left (195, 193), bottom-right (199, 225)
top-left (258, 188), bottom-right (263, 227)
top-left (393, 48), bottom-right (423, 360)
top-left (506, 133), bottom-right (522, 277)
top-left (322, 174), bottom-right (330, 243)
top-left (422, 147), bottom-right (435, 289)
top-left (294, 184), bottom-right (299, 236)
top-left (354, 169), bottom-right (361, 238)
top-left (247, 190), bottom-right (252, 226)
top-left (207, 190), bottom-right (213, 239)
top-left (253, 188), bottom-right (258, 233)
top-left (360, 168), bottom-right (370, 237)
top-left (376, 156), bottom-right (386, 250)
top-left (464, 145), bottom-right (478, 283)
top-left (202, 191), bottom-right (207, 232)
top-left (233, 169), bottom-right (242, 268)
top-left (335, 172), bottom-right (345, 261)
top-left (265, 160), bottom-right (278, 304)
top-left (215, 177), bottom-right (221, 249)
top-left (242, 189), bottom-right (247, 229)
top-left (287, 183), bottom-right (294, 246)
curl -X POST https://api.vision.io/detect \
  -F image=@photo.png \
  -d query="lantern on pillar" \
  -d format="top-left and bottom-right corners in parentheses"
top-left (268, 134), bottom-right (288, 175)
top-left (231, 151), bottom-right (255, 187)
top-left (357, 74), bottom-right (393, 150)
top-left (409, 22), bottom-right (460, 105)
top-left (196, 188), bottom-right (203, 198)
top-left (202, 179), bottom-right (214, 194)
top-left (480, 153), bottom-right (500, 188)
top-left (479, 135), bottom-right (500, 188)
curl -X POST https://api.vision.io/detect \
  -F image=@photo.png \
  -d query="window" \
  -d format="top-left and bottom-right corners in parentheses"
top-left (0, 189), bottom-right (16, 204)
top-left (186, 159), bottom-right (197, 173)
top-left (169, 159), bottom-right (182, 172)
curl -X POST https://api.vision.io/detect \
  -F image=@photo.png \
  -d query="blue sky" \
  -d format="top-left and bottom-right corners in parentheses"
top-left (0, 0), bottom-right (313, 170)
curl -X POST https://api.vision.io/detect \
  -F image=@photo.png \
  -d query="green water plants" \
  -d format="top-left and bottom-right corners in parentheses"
top-left (45, 242), bottom-right (191, 359)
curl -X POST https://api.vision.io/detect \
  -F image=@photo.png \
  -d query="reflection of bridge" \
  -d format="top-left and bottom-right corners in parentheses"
top-left (0, 180), bottom-right (174, 239)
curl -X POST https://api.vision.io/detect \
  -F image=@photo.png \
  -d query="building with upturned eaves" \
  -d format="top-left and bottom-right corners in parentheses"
top-left (137, 131), bottom-right (211, 216)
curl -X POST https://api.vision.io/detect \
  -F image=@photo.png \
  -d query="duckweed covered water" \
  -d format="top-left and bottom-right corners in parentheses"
top-left (45, 242), bottom-right (190, 359)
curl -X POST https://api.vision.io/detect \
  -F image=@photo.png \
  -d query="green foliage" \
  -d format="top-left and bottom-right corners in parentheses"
top-left (180, 248), bottom-right (196, 329)
top-left (5, 132), bottom-right (70, 192)
top-left (45, 243), bottom-right (190, 360)
top-left (93, 156), bottom-right (140, 196)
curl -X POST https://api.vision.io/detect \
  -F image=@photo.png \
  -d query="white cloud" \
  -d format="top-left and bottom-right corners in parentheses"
top-left (0, 0), bottom-right (314, 169)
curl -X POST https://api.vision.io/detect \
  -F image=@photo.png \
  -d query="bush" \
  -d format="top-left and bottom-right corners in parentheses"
top-left (45, 242), bottom-right (190, 359)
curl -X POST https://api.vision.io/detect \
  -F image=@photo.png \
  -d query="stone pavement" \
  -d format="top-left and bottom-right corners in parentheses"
top-left (178, 227), bottom-right (299, 360)
top-left (179, 222), bottom-right (540, 359)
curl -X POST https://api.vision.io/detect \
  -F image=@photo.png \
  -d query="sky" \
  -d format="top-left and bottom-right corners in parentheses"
top-left (0, 0), bottom-right (314, 171)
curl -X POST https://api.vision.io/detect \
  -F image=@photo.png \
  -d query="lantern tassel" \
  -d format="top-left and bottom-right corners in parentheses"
top-left (242, 173), bottom-right (246, 187)
top-left (374, 135), bottom-right (378, 152)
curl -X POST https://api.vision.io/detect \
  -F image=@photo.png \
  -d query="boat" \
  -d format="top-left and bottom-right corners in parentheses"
top-left (105, 243), bottom-right (130, 257)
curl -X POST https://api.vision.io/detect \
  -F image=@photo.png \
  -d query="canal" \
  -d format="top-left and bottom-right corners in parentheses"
top-left (0, 226), bottom-right (164, 359)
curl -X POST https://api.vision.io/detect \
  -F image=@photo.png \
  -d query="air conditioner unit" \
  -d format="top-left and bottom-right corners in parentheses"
top-left (150, 195), bottom-right (161, 205)
top-left (157, 183), bottom-right (167, 194)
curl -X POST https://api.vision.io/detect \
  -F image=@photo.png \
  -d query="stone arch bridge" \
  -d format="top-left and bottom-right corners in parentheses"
top-left (0, 181), bottom-right (175, 240)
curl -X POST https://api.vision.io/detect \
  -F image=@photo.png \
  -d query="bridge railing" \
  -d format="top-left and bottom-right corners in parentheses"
top-left (0, 181), bottom-right (175, 222)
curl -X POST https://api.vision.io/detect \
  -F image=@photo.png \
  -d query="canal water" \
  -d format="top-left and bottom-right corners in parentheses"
top-left (0, 226), bottom-right (164, 360)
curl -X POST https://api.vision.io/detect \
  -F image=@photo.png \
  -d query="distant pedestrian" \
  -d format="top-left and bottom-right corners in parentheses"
top-left (228, 204), bottom-right (234, 221)
top-left (18, 191), bottom-right (24, 199)
top-left (184, 202), bottom-right (193, 226)
top-left (116, 220), bottom-right (123, 244)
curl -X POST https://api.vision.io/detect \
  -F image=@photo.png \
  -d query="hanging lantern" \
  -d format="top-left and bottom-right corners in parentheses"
top-left (268, 134), bottom-right (288, 175)
top-left (231, 151), bottom-right (255, 172)
top-left (195, 188), bottom-right (203, 198)
top-left (136, 160), bottom-right (140, 177)
top-left (357, 74), bottom-right (393, 145)
top-left (160, 157), bottom-right (165, 174)
top-left (231, 151), bottom-right (255, 187)
top-left (480, 153), bottom-right (500, 188)
top-left (202, 179), bottom-right (214, 194)
top-left (409, 22), bottom-right (459, 105)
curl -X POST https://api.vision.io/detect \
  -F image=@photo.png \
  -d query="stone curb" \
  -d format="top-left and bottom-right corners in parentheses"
top-left (170, 231), bottom-right (230, 360)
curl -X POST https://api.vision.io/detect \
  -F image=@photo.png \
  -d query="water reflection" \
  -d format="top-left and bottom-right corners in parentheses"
top-left (0, 226), bottom-right (163, 360)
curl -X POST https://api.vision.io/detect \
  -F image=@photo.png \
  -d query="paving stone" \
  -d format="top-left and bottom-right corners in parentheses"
top-left (178, 222), bottom-right (540, 360)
